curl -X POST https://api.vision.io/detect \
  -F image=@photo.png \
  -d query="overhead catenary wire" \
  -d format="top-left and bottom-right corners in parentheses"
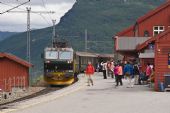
top-left (0, 0), bottom-right (30, 14)
top-left (0, 1), bottom-right (26, 11)
top-left (38, 13), bottom-right (51, 26)
top-left (40, 0), bottom-right (53, 21)
top-left (0, 1), bottom-right (53, 26)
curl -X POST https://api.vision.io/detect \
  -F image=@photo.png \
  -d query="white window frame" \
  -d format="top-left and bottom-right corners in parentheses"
top-left (153, 26), bottom-right (164, 36)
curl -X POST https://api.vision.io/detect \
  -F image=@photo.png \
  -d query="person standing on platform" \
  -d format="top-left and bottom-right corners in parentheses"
top-left (101, 62), bottom-right (107, 79)
top-left (145, 63), bottom-right (152, 82)
top-left (114, 64), bottom-right (119, 86)
top-left (107, 61), bottom-right (111, 77)
top-left (124, 61), bottom-right (134, 88)
top-left (110, 61), bottom-right (115, 78)
top-left (117, 64), bottom-right (123, 86)
top-left (133, 63), bottom-right (140, 85)
top-left (85, 61), bottom-right (95, 86)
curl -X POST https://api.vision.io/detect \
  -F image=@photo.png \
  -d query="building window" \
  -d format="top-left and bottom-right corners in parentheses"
top-left (153, 26), bottom-right (164, 36)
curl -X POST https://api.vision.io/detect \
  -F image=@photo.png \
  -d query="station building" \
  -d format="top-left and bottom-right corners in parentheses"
top-left (0, 53), bottom-right (32, 92)
top-left (113, 1), bottom-right (170, 90)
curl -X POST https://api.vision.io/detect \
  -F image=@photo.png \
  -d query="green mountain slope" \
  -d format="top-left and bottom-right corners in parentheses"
top-left (0, 31), bottom-right (17, 41)
top-left (0, 0), bottom-right (165, 74)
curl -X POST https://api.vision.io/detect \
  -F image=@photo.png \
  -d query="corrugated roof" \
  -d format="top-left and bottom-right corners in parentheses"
top-left (76, 52), bottom-right (98, 57)
top-left (116, 37), bottom-right (150, 51)
top-left (98, 54), bottom-right (114, 58)
top-left (0, 53), bottom-right (33, 68)
top-left (76, 52), bottom-right (114, 58)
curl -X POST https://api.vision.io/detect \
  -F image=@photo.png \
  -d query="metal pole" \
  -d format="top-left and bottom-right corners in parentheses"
top-left (9, 78), bottom-right (11, 92)
top-left (85, 29), bottom-right (87, 52)
top-left (52, 20), bottom-right (56, 47)
top-left (23, 76), bottom-right (26, 90)
top-left (13, 77), bottom-right (15, 89)
top-left (4, 79), bottom-right (7, 92)
top-left (26, 7), bottom-right (31, 63)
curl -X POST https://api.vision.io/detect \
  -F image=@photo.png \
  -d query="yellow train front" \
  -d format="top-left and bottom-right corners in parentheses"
top-left (43, 47), bottom-right (75, 85)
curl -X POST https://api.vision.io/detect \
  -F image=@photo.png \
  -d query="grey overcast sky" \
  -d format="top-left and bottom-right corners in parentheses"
top-left (0, 0), bottom-right (76, 32)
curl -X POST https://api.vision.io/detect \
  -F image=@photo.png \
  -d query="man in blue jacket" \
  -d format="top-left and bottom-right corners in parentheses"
top-left (124, 61), bottom-right (134, 88)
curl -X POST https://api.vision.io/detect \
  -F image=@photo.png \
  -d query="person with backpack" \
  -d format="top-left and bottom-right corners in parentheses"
top-left (85, 61), bottom-right (95, 86)
top-left (133, 63), bottom-right (140, 85)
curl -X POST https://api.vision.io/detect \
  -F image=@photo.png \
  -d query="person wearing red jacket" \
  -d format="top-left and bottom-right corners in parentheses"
top-left (85, 61), bottom-right (95, 86)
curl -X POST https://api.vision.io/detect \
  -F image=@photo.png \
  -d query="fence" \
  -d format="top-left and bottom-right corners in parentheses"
top-left (0, 76), bottom-right (27, 104)
top-left (2, 76), bottom-right (27, 92)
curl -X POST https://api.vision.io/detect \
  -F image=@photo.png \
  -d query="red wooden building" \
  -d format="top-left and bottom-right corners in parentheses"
top-left (137, 29), bottom-right (170, 91)
top-left (114, 1), bottom-right (170, 56)
top-left (0, 53), bottom-right (32, 92)
top-left (113, 1), bottom-right (170, 90)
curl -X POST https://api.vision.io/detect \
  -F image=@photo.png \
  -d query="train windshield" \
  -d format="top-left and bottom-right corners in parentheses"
top-left (59, 51), bottom-right (73, 60)
top-left (45, 51), bottom-right (58, 60)
top-left (44, 62), bottom-right (73, 72)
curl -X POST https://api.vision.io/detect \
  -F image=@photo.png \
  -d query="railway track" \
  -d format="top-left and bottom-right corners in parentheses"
top-left (0, 86), bottom-right (65, 110)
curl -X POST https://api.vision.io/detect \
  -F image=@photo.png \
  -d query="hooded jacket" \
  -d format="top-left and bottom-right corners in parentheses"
top-left (85, 64), bottom-right (95, 75)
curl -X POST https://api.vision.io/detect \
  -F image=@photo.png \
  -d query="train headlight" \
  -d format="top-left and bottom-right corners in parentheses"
top-left (68, 70), bottom-right (73, 72)
top-left (46, 60), bottom-right (50, 63)
top-left (67, 60), bottom-right (73, 64)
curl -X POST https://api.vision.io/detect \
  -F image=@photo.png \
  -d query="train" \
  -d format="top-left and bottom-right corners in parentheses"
top-left (43, 41), bottom-right (114, 85)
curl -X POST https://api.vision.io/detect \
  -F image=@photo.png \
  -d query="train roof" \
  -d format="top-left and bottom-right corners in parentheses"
top-left (76, 52), bottom-right (114, 58)
top-left (76, 52), bottom-right (98, 57)
top-left (45, 47), bottom-right (73, 51)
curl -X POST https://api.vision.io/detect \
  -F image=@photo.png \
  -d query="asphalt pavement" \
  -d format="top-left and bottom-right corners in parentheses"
top-left (1, 73), bottom-right (170, 113)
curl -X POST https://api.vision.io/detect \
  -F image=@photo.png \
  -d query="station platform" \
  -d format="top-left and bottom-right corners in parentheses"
top-left (1, 73), bottom-right (170, 113)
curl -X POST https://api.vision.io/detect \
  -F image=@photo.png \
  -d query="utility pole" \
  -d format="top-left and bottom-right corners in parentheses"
top-left (52, 20), bottom-right (56, 47)
top-left (85, 29), bottom-right (87, 52)
top-left (27, 7), bottom-right (31, 63)
top-left (8, 9), bottom-right (55, 63)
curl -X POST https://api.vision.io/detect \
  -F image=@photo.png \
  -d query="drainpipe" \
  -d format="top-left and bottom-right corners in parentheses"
top-left (134, 22), bottom-right (139, 37)
top-left (113, 36), bottom-right (118, 60)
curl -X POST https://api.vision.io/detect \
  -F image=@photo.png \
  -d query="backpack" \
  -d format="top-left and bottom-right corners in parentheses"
top-left (133, 65), bottom-right (139, 75)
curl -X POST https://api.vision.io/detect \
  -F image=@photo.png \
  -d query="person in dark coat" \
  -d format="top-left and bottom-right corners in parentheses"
top-left (133, 63), bottom-right (140, 85)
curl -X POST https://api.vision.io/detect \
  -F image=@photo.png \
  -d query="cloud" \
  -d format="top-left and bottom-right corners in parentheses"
top-left (0, 0), bottom-right (76, 32)
top-left (0, 0), bottom-right (76, 6)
